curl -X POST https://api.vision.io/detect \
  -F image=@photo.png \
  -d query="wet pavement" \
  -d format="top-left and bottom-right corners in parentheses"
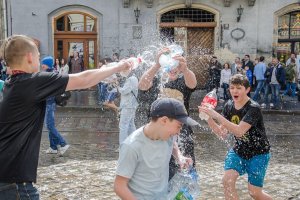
top-left (36, 90), bottom-right (300, 200)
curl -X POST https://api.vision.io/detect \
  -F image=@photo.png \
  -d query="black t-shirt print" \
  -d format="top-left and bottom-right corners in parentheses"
top-left (222, 99), bottom-right (270, 159)
top-left (0, 72), bottom-right (69, 183)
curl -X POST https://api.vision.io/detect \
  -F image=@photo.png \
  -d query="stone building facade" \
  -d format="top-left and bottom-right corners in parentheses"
top-left (3, 0), bottom-right (300, 84)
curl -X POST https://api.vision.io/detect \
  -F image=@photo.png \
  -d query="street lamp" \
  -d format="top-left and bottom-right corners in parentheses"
top-left (237, 5), bottom-right (244, 22)
top-left (134, 7), bottom-right (140, 24)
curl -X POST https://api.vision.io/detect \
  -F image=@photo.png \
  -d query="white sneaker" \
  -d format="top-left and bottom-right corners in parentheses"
top-left (46, 148), bottom-right (58, 154)
top-left (270, 103), bottom-right (274, 108)
top-left (58, 144), bottom-right (70, 156)
top-left (260, 103), bottom-right (266, 108)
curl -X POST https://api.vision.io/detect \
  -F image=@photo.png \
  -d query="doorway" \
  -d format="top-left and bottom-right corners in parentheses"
top-left (53, 12), bottom-right (98, 71)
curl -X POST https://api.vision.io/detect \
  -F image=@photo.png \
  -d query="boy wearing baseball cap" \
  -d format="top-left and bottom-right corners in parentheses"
top-left (114, 98), bottom-right (198, 199)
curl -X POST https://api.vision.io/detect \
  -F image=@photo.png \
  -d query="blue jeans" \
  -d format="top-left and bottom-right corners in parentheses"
top-left (252, 80), bottom-right (265, 101)
top-left (45, 103), bottom-right (67, 150)
top-left (283, 82), bottom-right (296, 97)
top-left (222, 83), bottom-right (230, 100)
top-left (270, 84), bottom-right (281, 107)
top-left (119, 108), bottom-right (136, 145)
top-left (0, 182), bottom-right (40, 200)
top-left (97, 82), bottom-right (108, 103)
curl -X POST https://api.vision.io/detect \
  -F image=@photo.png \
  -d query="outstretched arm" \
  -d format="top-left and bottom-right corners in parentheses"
top-left (199, 106), bottom-right (251, 138)
top-left (66, 60), bottom-right (131, 91)
top-left (114, 175), bottom-right (137, 200)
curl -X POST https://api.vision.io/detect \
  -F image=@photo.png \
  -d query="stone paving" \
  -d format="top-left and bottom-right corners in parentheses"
top-left (36, 107), bottom-right (300, 200)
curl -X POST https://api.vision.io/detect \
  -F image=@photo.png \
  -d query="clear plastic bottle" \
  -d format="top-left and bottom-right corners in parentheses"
top-left (120, 57), bottom-right (142, 77)
top-left (167, 168), bottom-right (200, 200)
top-left (159, 45), bottom-right (183, 73)
top-left (199, 89), bottom-right (218, 121)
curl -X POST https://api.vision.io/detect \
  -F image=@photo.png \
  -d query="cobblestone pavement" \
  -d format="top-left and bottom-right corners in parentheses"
top-left (36, 108), bottom-right (300, 200)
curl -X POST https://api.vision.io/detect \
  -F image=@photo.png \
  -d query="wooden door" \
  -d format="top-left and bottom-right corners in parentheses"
top-left (186, 28), bottom-right (214, 88)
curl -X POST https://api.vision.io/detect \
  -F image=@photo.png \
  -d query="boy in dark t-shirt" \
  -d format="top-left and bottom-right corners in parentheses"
top-left (0, 35), bottom-right (132, 199)
top-left (199, 74), bottom-right (272, 200)
top-left (138, 47), bottom-right (197, 180)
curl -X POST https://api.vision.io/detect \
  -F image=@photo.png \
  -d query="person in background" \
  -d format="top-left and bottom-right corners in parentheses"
top-left (97, 59), bottom-right (107, 106)
top-left (117, 69), bottom-right (139, 145)
top-left (253, 56), bottom-right (267, 102)
top-left (199, 74), bottom-right (272, 200)
top-left (231, 57), bottom-right (240, 76)
top-left (242, 54), bottom-right (254, 87)
top-left (54, 58), bottom-right (60, 72)
top-left (70, 51), bottom-right (84, 73)
top-left (207, 56), bottom-right (222, 93)
top-left (282, 58), bottom-right (297, 98)
top-left (112, 52), bottom-right (120, 62)
top-left (220, 62), bottom-right (232, 101)
top-left (114, 98), bottom-right (196, 199)
top-left (244, 65), bottom-right (253, 97)
top-left (41, 56), bottom-right (70, 156)
top-left (59, 58), bottom-right (69, 75)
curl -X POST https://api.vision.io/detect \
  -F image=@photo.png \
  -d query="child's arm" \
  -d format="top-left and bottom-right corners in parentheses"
top-left (199, 106), bottom-right (251, 138)
top-left (206, 117), bottom-right (228, 139)
top-left (114, 175), bottom-right (137, 200)
top-left (173, 55), bottom-right (197, 89)
top-left (66, 60), bottom-right (131, 91)
top-left (172, 141), bottom-right (193, 168)
top-left (138, 48), bottom-right (169, 90)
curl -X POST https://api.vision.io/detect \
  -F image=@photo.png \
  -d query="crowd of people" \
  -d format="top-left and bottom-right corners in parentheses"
top-left (1, 34), bottom-right (300, 199)
top-left (207, 54), bottom-right (300, 110)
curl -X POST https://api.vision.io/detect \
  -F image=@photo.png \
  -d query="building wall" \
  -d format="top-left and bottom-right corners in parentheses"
top-left (7, 0), bottom-right (300, 61)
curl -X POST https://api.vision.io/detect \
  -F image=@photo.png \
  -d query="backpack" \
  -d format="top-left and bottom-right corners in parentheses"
top-left (55, 91), bottom-right (71, 107)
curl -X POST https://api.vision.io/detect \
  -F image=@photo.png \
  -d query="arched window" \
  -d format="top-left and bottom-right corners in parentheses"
top-left (55, 12), bottom-right (96, 32)
top-left (54, 12), bottom-right (98, 72)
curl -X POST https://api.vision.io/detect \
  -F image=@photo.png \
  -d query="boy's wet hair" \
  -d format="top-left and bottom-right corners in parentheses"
top-left (0, 35), bottom-right (38, 68)
top-left (229, 74), bottom-right (250, 89)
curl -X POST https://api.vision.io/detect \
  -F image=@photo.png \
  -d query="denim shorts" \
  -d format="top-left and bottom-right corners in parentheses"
top-left (224, 149), bottom-right (271, 187)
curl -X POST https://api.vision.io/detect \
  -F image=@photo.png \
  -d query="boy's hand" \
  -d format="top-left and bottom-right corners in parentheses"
top-left (173, 55), bottom-right (188, 73)
top-left (118, 59), bottom-right (133, 72)
top-left (177, 155), bottom-right (193, 169)
top-left (198, 104), bottom-right (219, 120)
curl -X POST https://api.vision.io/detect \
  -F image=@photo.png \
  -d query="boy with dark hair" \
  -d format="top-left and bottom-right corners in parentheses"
top-left (114, 98), bottom-right (198, 199)
top-left (199, 74), bottom-right (272, 200)
top-left (0, 35), bottom-right (132, 199)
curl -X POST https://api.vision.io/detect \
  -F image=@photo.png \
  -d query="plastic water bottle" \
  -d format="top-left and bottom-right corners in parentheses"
top-left (159, 45), bottom-right (183, 73)
top-left (127, 57), bottom-right (142, 69)
top-left (167, 168), bottom-right (200, 200)
top-left (120, 57), bottom-right (142, 77)
top-left (199, 89), bottom-right (218, 121)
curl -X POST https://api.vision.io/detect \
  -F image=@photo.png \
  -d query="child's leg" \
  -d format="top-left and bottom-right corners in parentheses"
top-left (248, 184), bottom-right (272, 200)
top-left (223, 149), bottom-right (246, 200)
top-left (223, 169), bottom-right (239, 200)
top-left (246, 153), bottom-right (272, 200)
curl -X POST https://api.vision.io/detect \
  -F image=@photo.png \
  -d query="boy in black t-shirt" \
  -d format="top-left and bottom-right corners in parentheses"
top-left (199, 74), bottom-right (272, 200)
top-left (0, 35), bottom-right (132, 199)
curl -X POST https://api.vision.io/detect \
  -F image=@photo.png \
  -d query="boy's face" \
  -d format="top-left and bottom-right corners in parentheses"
top-left (41, 64), bottom-right (48, 71)
top-left (159, 117), bottom-right (183, 140)
top-left (168, 67), bottom-right (180, 81)
top-left (229, 84), bottom-right (250, 103)
top-left (245, 66), bottom-right (249, 70)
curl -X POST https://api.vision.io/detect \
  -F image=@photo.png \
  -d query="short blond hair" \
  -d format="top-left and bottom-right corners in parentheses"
top-left (0, 35), bottom-right (38, 68)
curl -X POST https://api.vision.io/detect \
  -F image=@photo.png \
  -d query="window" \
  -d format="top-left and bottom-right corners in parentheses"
top-left (278, 11), bottom-right (300, 40)
top-left (55, 12), bottom-right (96, 32)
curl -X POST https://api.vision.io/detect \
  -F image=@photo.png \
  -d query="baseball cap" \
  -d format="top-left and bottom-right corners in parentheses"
top-left (150, 98), bottom-right (198, 126)
top-left (41, 56), bottom-right (54, 69)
